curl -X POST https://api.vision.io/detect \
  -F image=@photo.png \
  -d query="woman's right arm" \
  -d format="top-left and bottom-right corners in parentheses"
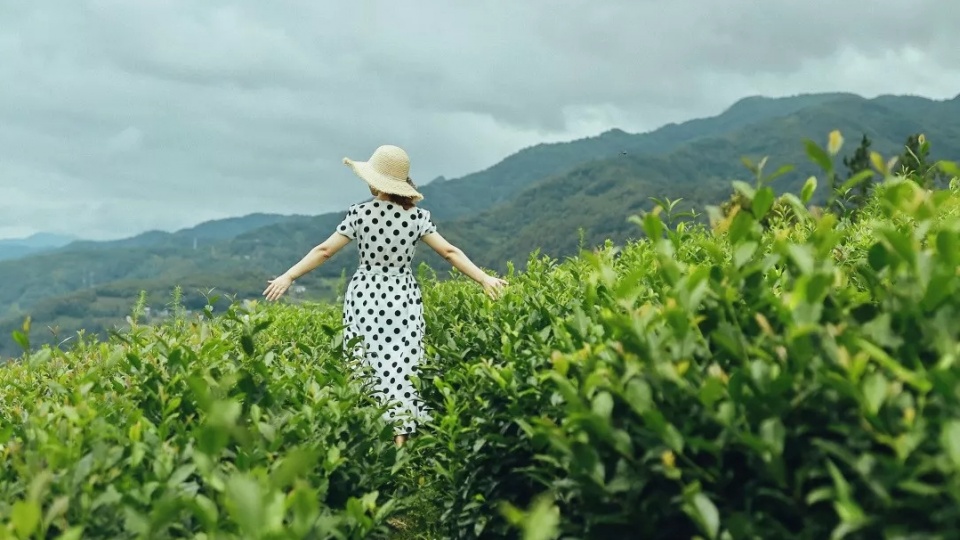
top-left (422, 232), bottom-right (507, 296)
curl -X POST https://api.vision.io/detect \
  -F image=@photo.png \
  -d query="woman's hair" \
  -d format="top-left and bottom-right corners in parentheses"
top-left (370, 177), bottom-right (418, 210)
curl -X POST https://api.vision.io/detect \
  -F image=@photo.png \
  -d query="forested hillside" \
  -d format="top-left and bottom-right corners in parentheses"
top-left (1, 92), bottom-right (958, 356)
top-left (439, 93), bottom-right (960, 270)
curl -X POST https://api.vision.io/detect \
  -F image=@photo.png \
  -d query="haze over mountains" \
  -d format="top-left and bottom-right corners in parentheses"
top-left (0, 233), bottom-right (78, 261)
top-left (2, 91), bottom-right (959, 356)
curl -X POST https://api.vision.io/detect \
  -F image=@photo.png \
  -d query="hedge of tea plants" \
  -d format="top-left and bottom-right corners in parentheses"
top-left (0, 302), bottom-right (416, 539)
top-left (1, 136), bottom-right (960, 539)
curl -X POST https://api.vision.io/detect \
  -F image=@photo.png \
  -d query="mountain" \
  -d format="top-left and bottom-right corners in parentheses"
top-left (0, 233), bottom-right (78, 261)
top-left (418, 92), bottom-right (851, 220)
top-left (2, 92), bottom-right (959, 357)
top-left (0, 93), bottom-right (844, 315)
top-left (61, 213), bottom-right (307, 251)
top-left (13, 232), bottom-right (78, 247)
top-left (436, 93), bottom-right (960, 269)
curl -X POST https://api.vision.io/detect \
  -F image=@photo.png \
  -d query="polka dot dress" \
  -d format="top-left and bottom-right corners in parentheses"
top-left (335, 199), bottom-right (437, 435)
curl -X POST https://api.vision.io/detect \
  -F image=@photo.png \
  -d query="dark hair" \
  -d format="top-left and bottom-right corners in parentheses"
top-left (385, 193), bottom-right (417, 210)
top-left (375, 177), bottom-right (419, 210)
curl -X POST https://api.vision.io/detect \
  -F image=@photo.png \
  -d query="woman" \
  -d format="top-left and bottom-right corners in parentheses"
top-left (263, 144), bottom-right (508, 446)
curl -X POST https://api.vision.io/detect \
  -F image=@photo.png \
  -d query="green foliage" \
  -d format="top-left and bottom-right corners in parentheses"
top-left (835, 133), bottom-right (875, 213)
top-left (0, 301), bottom-right (413, 538)
top-left (899, 133), bottom-right (931, 185)
top-left (2, 129), bottom-right (960, 537)
top-left (895, 133), bottom-right (960, 190)
top-left (0, 273), bottom-right (342, 357)
top-left (401, 136), bottom-right (960, 538)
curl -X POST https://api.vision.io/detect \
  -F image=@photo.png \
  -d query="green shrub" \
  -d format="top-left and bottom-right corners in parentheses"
top-left (401, 137), bottom-right (960, 539)
top-left (2, 133), bottom-right (959, 539)
top-left (409, 255), bottom-right (590, 537)
top-left (0, 302), bottom-right (411, 539)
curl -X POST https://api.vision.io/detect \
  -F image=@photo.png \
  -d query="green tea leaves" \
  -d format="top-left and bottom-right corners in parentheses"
top-left (941, 421), bottom-right (960, 469)
top-left (11, 500), bottom-right (41, 538)
top-left (801, 176), bottom-right (818, 204)
top-left (752, 187), bottom-right (776, 219)
top-left (805, 139), bottom-right (834, 173)
top-left (683, 488), bottom-right (721, 540)
top-left (2, 133), bottom-right (960, 540)
top-left (225, 474), bottom-right (264, 535)
top-left (861, 372), bottom-right (888, 415)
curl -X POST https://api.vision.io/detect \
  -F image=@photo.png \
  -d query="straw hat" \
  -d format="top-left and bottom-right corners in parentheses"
top-left (343, 145), bottom-right (424, 201)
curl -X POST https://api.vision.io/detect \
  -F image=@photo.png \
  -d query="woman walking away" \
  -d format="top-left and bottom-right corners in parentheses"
top-left (263, 144), bottom-right (508, 446)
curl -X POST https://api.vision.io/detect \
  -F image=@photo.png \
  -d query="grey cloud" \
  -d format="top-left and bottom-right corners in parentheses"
top-left (1, 0), bottom-right (957, 240)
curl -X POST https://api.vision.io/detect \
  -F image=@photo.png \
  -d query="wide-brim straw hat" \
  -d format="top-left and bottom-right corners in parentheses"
top-left (343, 145), bottom-right (424, 202)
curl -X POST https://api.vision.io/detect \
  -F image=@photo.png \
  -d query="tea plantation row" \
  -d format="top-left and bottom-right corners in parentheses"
top-left (2, 139), bottom-right (960, 539)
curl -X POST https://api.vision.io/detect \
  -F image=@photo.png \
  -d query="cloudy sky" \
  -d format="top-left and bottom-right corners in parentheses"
top-left (2, 0), bottom-right (958, 240)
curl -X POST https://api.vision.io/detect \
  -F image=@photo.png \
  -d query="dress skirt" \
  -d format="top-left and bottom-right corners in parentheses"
top-left (342, 263), bottom-right (431, 435)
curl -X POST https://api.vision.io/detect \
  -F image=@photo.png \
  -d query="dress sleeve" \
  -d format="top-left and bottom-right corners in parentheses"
top-left (418, 209), bottom-right (437, 239)
top-left (335, 205), bottom-right (357, 239)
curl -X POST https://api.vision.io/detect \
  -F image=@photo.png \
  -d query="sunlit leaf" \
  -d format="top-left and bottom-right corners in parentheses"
top-left (941, 421), bottom-right (960, 469)
top-left (12, 500), bottom-right (41, 538)
top-left (862, 372), bottom-right (887, 415)
top-left (828, 130), bottom-right (844, 156)
top-left (870, 151), bottom-right (888, 175)
top-left (226, 474), bottom-right (264, 535)
top-left (801, 176), bottom-right (817, 204)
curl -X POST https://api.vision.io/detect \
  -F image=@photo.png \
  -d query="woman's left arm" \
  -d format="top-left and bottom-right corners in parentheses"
top-left (263, 231), bottom-right (352, 301)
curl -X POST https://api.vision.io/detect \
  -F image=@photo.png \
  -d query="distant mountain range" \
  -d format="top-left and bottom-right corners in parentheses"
top-left (2, 91), bottom-right (958, 357)
top-left (0, 233), bottom-right (78, 261)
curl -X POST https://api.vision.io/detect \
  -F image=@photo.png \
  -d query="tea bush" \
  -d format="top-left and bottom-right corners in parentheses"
top-left (406, 136), bottom-right (960, 539)
top-left (0, 301), bottom-right (411, 539)
top-left (1, 134), bottom-right (959, 539)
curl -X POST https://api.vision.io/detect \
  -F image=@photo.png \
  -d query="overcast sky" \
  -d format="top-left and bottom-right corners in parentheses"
top-left (1, 0), bottom-right (958, 240)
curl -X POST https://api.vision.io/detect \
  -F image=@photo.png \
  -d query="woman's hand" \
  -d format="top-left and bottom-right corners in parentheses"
top-left (481, 275), bottom-right (508, 298)
top-left (263, 274), bottom-right (294, 302)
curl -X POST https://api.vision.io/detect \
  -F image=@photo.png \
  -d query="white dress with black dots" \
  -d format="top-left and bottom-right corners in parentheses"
top-left (335, 199), bottom-right (437, 435)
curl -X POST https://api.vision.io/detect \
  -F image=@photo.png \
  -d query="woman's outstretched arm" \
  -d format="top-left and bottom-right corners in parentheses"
top-left (263, 231), bottom-right (351, 301)
top-left (421, 232), bottom-right (507, 297)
